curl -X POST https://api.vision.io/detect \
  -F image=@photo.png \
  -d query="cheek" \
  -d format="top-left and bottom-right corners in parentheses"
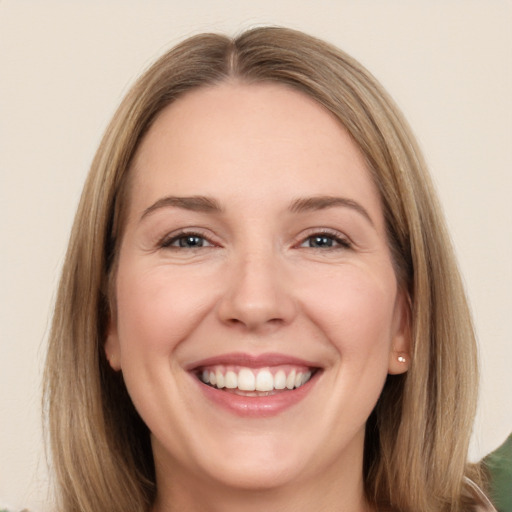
top-left (298, 265), bottom-right (398, 357)
top-left (115, 264), bottom-right (215, 357)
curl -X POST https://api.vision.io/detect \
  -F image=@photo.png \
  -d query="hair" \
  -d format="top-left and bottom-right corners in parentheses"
top-left (44, 26), bottom-right (482, 512)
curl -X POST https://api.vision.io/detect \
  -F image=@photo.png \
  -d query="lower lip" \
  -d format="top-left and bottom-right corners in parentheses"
top-left (193, 373), bottom-right (319, 418)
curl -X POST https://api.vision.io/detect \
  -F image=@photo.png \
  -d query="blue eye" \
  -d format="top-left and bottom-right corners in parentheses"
top-left (301, 233), bottom-right (351, 249)
top-left (307, 235), bottom-right (335, 248)
top-left (177, 235), bottom-right (206, 248)
top-left (162, 233), bottom-right (213, 249)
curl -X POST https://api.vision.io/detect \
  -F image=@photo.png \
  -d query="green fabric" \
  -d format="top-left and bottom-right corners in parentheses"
top-left (483, 433), bottom-right (512, 512)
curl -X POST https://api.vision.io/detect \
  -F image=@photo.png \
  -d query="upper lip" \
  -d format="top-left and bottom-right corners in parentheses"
top-left (185, 352), bottom-right (321, 371)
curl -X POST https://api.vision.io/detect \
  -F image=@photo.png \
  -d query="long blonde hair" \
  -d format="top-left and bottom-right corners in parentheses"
top-left (44, 27), bottom-right (481, 512)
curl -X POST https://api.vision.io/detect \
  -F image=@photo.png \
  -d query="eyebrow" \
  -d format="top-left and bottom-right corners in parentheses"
top-left (141, 195), bottom-right (223, 220)
top-left (289, 196), bottom-right (374, 226)
top-left (140, 194), bottom-right (373, 226)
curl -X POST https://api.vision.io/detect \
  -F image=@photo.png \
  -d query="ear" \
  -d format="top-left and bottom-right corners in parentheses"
top-left (388, 289), bottom-right (412, 375)
top-left (104, 316), bottom-right (122, 371)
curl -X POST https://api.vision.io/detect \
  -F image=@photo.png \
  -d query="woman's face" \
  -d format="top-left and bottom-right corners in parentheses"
top-left (106, 82), bottom-right (409, 496)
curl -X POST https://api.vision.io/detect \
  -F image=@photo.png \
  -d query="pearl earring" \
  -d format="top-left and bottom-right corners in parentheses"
top-left (397, 355), bottom-right (407, 363)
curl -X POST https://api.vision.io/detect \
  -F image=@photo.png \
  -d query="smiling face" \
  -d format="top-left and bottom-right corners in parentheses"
top-left (106, 82), bottom-right (410, 508)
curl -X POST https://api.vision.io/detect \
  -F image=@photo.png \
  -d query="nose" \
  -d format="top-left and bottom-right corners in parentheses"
top-left (217, 250), bottom-right (297, 332)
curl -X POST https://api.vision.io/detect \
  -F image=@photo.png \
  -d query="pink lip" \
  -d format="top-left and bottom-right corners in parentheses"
top-left (187, 352), bottom-right (321, 418)
top-left (186, 352), bottom-right (319, 370)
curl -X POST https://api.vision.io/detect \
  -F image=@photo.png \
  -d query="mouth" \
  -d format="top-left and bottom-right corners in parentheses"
top-left (197, 365), bottom-right (317, 396)
top-left (188, 353), bottom-right (321, 416)
top-left (196, 365), bottom-right (316, 396)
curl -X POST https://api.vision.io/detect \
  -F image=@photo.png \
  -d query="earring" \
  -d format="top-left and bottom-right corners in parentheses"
top-left (397, 355), bottom-right (407, 363)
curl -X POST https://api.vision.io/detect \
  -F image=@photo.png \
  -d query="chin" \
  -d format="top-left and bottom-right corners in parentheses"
top-left (162, 429), bottom-right (308, 492)
top-left (205, 457), bottom-right (305, 492)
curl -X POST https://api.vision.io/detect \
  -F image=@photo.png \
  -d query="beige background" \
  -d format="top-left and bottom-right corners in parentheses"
top-left (1, 1), bottom-right (511, 510)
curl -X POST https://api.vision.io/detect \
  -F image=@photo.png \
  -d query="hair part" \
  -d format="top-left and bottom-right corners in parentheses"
top-left (44, 27), bottom-right (481, 512)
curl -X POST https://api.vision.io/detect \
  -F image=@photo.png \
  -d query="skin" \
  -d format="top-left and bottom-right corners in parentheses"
top-left (106, 82), bottom-right (410, 512)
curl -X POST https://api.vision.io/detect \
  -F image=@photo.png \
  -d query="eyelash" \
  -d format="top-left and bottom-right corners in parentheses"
top-left (159, 230), bottom-right (215, 250)
top-left (158, 229), bottom-right (352, 251)
top-left (297, 230), bottom-right (352, 250)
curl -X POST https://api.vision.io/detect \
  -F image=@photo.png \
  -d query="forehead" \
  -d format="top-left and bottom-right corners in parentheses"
top-left (129, 81), bottom-right (382, 221)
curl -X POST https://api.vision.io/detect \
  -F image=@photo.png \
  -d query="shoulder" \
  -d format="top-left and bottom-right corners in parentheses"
top-left (482, 433), bottom-right (512, 512)
top-left (464, 478), bottom-right (498, 512)
top-left (464, 477), bottom-right (498, 512)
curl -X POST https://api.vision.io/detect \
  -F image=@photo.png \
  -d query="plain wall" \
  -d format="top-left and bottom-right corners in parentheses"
top-left (1, 1), bottom-right (511, 510)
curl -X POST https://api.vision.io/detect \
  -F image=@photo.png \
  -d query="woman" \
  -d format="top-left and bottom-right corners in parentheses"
top-left (44, 27), bottom-right (493, 512)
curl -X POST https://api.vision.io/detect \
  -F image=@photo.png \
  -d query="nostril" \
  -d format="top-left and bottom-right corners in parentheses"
top-left (223, 315), bottom-right (286, 332)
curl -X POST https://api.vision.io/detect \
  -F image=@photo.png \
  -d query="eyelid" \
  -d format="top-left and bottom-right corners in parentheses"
top-left (295, 228), bottom-right (353, 249)
top-left (159, 228), bottom-right (219, 249)
top-left (155, 226), bottom-right (352, 251)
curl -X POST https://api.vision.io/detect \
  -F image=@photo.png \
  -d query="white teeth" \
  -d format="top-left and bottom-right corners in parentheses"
top-left (255, 369), bottom-right (274, 391)
top-left (238, 368), bottom-right (256, 391)
top-left (274, 370), bottom-right (286, 390)
top-left (225, 370), bottom-right (237, 389)
top-left (286, 370), bottom-right (296, 390)
top-left (215, 369), bottom-right (225, 389)
top-left (199, 366), bottom-right (314, 392)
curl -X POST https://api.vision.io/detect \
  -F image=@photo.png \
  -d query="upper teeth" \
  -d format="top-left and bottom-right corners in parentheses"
top-left (200, 367), bottom-right (313, 392)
